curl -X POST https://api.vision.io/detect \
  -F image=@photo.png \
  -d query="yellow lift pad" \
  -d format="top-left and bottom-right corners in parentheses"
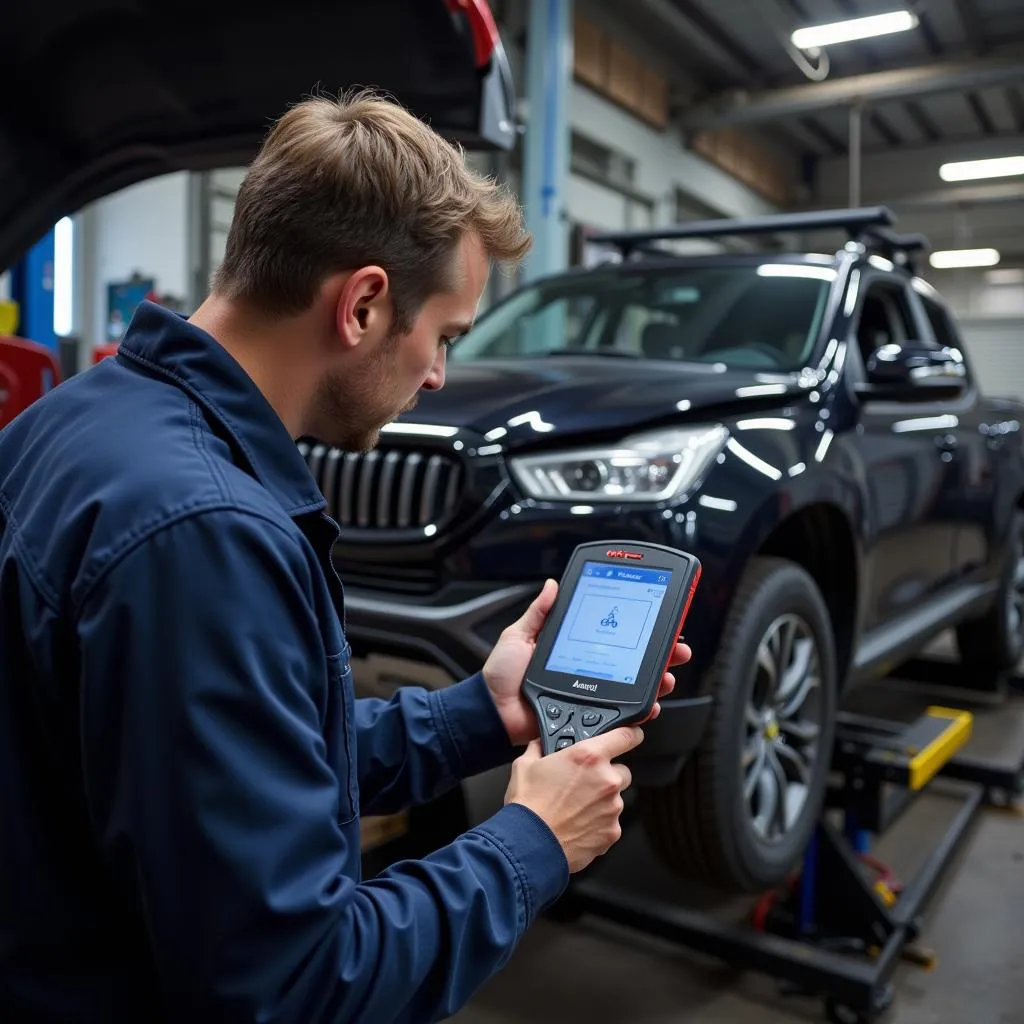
top-left (865, 706), bottom-right (973, 790)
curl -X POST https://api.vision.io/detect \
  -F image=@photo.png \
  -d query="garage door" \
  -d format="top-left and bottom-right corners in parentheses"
top-left (958, 318), bottom-right (1024, 400)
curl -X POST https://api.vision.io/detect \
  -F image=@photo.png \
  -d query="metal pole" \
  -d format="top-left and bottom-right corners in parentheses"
top-left (849, 103), bottom-right (863, 208)
top-left (523, 0), bottom-right (573, 282)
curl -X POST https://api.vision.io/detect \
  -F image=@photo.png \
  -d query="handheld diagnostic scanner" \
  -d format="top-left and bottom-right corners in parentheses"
top-left (522, 541), bottom-right (702, 755)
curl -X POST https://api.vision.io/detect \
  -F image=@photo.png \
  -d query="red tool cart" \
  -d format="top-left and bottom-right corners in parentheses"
top-left (0, 336), bottom-right (62, 429)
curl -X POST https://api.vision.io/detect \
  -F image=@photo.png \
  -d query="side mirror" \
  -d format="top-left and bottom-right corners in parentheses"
top-left (856, 342), bottom-right (967, 402)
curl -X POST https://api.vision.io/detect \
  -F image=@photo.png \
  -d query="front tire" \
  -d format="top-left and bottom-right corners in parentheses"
top-left (639, 557), bottom-right (839, 893)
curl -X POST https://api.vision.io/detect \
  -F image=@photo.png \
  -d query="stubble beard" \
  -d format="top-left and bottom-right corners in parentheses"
top-left (311, 329), bottom-right (418, 453)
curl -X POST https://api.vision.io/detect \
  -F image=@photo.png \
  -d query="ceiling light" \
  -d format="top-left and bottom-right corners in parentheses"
top-left (929, 248), bottom-right (1001, 269)
top-left (939, 156), bottom-right (1024, 182)
top-left (791, 10), bottom-right (918, 50)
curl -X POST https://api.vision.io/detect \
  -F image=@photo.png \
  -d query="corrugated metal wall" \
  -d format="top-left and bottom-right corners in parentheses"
top-left (959, 318), bottom-right (1024, 400)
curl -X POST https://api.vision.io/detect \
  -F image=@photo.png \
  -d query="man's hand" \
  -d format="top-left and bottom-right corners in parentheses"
top-left (505, 726), bottom-right (645, 873)
top-left (482, 579), bottom-right (693, 746)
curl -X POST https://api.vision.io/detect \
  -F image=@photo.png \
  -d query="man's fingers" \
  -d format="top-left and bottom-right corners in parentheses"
top-left (512, 578), bottom-right (558, 640)
top-left (587, 724), bottom-right (645, 758)
top-left (638, 701), bottom-right (661, 724)
top-left (518, 738), bottom-right (543, 762)
top-left (657, 671), bottom-right (676, 698)
top-left (668, 642), bottom-right (692, 667)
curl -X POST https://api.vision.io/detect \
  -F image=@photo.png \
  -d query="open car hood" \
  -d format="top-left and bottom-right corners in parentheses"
top-left (1, 0), bottom-right (517, 272)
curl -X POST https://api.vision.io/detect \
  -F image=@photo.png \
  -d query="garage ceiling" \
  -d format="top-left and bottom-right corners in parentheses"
top-left (600, 0), bottom-right (1024, 259)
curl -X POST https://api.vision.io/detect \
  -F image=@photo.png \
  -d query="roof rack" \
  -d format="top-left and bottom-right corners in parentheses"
top-left (860, 227), bottom-right (930, 272)
top-left (589, 206), bottom-right (902, 258)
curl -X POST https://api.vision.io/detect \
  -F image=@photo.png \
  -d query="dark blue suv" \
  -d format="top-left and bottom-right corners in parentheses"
top-left (301, 208), bottom-right (1024, 893)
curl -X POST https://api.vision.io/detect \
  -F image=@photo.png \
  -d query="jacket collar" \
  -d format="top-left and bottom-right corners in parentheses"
top-left (117, 300), bottom-right (326, 517)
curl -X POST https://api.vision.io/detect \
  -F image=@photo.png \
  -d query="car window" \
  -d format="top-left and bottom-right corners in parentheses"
top-left (451, 264), bottom-right (836, 372)
top-left (461, 291), bottom-right (606, 356)
top-left (918, 293), bottom-right (962, 350)
top-left (855, 280), bottom-right (917, 364)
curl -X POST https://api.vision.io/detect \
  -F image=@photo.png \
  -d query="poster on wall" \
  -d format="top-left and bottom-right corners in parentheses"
top-left (106, 274), bottom-right (155, 341)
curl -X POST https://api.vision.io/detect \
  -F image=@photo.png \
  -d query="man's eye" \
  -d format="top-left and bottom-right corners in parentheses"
top-left (440, 336), bottom-right (456, 350)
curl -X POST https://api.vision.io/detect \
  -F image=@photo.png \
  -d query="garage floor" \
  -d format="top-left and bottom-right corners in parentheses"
top-left (455, 652), bottom-right (1024, 1024)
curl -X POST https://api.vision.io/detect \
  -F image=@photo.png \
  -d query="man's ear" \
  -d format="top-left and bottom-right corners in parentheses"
top-left (335, 266), bottom-right (391, 350)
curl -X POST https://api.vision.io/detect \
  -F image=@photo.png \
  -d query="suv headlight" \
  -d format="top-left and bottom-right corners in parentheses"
top-left (508, 424), bottom-right (729, 503)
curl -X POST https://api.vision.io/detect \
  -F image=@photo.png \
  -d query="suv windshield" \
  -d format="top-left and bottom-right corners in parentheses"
top-left (451, 262), bottom-right (837, 372)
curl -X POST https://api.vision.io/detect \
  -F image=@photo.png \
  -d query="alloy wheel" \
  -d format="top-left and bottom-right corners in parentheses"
top-left (742, 614), bottom-right (823, 842)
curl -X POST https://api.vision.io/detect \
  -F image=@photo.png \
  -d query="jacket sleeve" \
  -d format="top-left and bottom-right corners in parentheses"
top-left (353, 672), bottom-right (517, 817)
top-left (74, 508), bottom-right (568, 1024)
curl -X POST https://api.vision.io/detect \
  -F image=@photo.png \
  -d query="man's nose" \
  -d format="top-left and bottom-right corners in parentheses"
top-left (422, 350), bottom-right (446, 391)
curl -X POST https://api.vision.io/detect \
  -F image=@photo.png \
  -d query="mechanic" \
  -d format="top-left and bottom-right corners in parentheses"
top-left (0, 91), bottom-right (691, 1023)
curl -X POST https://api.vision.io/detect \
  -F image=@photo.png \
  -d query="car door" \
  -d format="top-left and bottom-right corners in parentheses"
top-left (846, 272), bottom-right (962, 635)
top-left (909, 279), bottom-right (1002, 584)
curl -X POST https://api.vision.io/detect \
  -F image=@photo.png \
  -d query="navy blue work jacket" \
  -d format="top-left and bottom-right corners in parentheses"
top-left (0, 301), bottom-right (568, 1023)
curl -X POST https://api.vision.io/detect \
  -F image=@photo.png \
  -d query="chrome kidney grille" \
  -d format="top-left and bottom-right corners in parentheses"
top-left (297, 441), bottom-right (463, 531)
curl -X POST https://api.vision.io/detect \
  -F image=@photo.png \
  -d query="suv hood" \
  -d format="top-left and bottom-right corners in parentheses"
top-left (395, 357), bottom-right (810, 447)
top-left (1, 0), bottom-right (515, 272)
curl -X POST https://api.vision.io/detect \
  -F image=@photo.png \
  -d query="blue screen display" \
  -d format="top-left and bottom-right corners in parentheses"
top-left (545, 561), bottom-right (672, 685)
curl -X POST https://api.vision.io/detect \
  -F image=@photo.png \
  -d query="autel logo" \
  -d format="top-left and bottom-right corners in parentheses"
top-left (606, 549), bottom-right (644, 560)
top-left (572, 681), bottom-right (599, 692)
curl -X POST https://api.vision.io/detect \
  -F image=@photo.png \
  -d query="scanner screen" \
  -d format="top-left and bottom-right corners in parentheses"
top-left (545, 561), bottom-right (671, 685)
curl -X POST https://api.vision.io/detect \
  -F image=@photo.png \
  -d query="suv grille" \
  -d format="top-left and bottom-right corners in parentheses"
top-left (298, 440), bottom-right (462, 530)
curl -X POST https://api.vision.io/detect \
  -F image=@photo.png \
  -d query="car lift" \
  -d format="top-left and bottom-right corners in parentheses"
top-left (548, 655), bottom-right (1024, 1024)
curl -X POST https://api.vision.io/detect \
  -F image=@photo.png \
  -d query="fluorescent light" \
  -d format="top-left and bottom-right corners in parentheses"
top-left (940, 156), bottom-right (1024, 182)
top-left (929, 248), bottom-right (1001, 269)
top-left (53, 217), bottom-right (75, 337)
top-left (757, 263), bottom-right (837, 281)
top-left (791, 10), bottom-right (917, 49)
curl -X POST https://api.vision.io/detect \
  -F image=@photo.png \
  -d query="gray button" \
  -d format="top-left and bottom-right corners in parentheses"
top-left (546, 710), bottom-right (572, 735)
top-left (556, 736), bottom-right (575, 750)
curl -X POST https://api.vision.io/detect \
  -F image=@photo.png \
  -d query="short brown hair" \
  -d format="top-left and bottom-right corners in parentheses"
top-left (213, 89), bottom-right (531, 330)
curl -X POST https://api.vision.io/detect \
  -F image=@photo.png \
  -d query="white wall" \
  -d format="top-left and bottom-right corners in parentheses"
top-left (927, 270), bottom-right (1024, 320)
top-left (568, 83), bottom-right (777, 226)
top-left (81, 172), bottom-right (190, 345)
top-left (920, 269), bottom-right (1024, 402)
top-left (568, 173), bottom-right (649, 232)
top-left (957, 317), bottom-right (1024, 401)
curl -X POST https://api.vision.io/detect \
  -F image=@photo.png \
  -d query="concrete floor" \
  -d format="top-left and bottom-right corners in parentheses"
top-left (454, 661), bottom-right (1024, 1024)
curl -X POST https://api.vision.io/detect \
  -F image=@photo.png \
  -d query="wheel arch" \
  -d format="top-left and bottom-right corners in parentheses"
top-left (756, 501), bottom-right (860, 688)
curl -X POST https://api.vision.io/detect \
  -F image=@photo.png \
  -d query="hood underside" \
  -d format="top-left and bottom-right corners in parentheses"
top-left (1, 0), bottom-right (516, 271)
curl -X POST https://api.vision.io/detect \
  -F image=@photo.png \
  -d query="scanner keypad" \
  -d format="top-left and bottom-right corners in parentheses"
top-left (540, 698), bottom-right (621, 745)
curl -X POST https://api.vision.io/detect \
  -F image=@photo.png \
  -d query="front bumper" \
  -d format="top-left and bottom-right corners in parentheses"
top-left (343, 582), bottom-right (537, 681)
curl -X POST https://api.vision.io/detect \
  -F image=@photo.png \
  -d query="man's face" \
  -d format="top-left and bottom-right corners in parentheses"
top-left (312, 232), bottom-right (488, 451)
